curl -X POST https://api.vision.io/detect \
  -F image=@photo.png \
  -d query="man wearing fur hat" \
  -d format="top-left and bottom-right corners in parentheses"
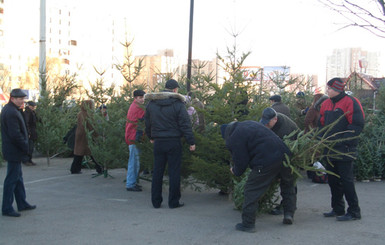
top-left (1, 89), bottom-right (36, 217)
top-left (319, 77), bottom-right (365, 221)
top-left (144, 79), bottom-right (196, 209)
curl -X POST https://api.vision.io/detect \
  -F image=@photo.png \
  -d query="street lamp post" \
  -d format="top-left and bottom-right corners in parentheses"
top-left (39, 0), bottom-right (46, 94)
top-left (186, 0), bottom-right (194, 92)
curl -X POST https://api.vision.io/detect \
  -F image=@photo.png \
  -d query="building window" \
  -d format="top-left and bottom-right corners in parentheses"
top-left (0, 8), bottom-right (3, 14)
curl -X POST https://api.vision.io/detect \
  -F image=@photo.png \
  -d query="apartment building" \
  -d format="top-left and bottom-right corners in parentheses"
top-left (326, 47), bottom-right (381, 80)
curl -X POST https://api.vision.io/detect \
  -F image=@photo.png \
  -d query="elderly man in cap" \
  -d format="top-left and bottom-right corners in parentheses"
top-left (269, 94), bottom-right (291, 118)
top-left (23, 101), bottom-right (38, 166)
top-left (319, 77), bottom-right (365, 221)
top-left (221, 120), bottom-right (296, 233)
top-left (145, 79), bottom-right (195, 209)
top-left (260, 107), bottom-right (299, 215)
top-left (1, 89), bottom-right (36, 217)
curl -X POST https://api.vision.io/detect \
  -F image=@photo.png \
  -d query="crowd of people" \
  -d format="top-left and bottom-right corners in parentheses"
top-left (2, 77), bottom-right (365, 235)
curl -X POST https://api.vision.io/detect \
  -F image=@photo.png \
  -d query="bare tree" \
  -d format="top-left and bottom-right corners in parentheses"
top-left (318, 0), bottom-right (385, 38)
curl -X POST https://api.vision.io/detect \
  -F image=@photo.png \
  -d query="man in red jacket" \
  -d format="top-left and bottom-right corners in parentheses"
top-left (319, 77), bottom-right (365, 221)
top-left (125, 90), bottom-right (146, 192)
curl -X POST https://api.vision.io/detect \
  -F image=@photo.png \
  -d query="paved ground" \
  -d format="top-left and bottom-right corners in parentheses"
top-left (0, 157), bottom-right (384, 245)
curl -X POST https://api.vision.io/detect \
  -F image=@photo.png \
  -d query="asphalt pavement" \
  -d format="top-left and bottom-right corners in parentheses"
top-left (0, 157), bottom-right (384, 245)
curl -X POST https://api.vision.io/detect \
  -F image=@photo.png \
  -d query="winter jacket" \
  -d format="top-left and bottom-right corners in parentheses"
top-left (74, 100), bottom-right (95, 156)
top-left (144, 92), bottom-right (195, 145)
top-left (23, 106), bottom-right (38, 141)
top-left (1, 101), bottom-right (29, 161)
top-left (271, 113), bottom-right (299, 140)
top-left (318, 92), bottom-right (365, 161)
top-left (304, 94), bottom-right (328, 132)
top-left (125, 101), bottom-right (145, 145)
top-left (225, 120), bottom-right (291, 176)
top-left (271, 102), bottom-right (291, 118)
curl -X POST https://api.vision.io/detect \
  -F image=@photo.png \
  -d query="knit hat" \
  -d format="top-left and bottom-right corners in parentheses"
top-left (165, 79), bottom-right (180, 89)
top-left (27, 101), bottom-right (37, 106)
top-left (133, 90), bottom-right (145, 97)
top-left (260, 107), bottom-right (277, 125)
top-left (269, 95), bottom-right (281, 102)
top-left (327, 78), bottom-right (345, 93)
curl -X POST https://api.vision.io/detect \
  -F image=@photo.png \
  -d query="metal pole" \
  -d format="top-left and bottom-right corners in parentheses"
top-left (186, 0), bottom-right (194, 92)
top-left (39, 0), bottom-right (46, 94)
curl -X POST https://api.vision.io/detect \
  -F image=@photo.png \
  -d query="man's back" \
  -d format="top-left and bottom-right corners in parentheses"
top-left (271, 113), bottom-right (299, 140)
top-left (271, 102), bottom-right (291, 118)
top-left (145, 92), bottom-right (194, 145)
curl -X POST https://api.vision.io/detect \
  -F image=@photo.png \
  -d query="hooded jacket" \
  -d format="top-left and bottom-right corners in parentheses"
top-left (144, 92), bottom-right (195, 145)
top-left (225, 120), bottom-right (291, 176)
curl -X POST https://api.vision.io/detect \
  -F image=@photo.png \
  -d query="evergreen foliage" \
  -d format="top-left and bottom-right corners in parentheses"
top-left (35, 73), bottom-right (79, 165)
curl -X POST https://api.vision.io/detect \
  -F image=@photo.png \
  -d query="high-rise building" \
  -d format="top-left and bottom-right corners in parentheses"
top-left (1, 0), bottom-right (127, 95)
top-left (326, 47), bottom-right (381, 80)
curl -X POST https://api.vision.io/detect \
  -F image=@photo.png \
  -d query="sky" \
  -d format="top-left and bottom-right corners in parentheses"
top-left (6, 0), bottom-right (385, 84)
top-left (103, 0), bottom-right (385, 81)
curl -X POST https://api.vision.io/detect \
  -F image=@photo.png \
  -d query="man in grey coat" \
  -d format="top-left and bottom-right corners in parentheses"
top-left (1, 89), bottom-right (36, 217)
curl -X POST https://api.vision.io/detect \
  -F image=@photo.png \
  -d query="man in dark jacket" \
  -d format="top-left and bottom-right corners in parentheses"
top-left (145, 79), bottom-right (196, 209)
top-left (260, 107), bottom-right (299, 215)
top-left (269, 94), bottom-right (291, 118)
top-left (1, 89), bottom-right (36, 217)
top-left (319, 77), bottom-right (365, 222)
top-left (221, 120), bottom-right (296, 233)
top-left (23, 101), bottom-right (38, 166)
top-left (261, 107), bottom-right (299, 140)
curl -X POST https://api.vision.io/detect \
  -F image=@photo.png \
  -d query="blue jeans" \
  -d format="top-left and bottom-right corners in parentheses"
top-left (2, 161), bottom-right (30, 213)
top-left (126, 145), bottom-right (140, 188)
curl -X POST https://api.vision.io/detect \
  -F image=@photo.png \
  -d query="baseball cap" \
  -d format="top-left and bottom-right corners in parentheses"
top-left (260, 107), bottom-right (277, 125)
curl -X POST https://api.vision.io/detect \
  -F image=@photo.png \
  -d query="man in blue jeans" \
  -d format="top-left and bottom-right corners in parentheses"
top-left (125, 90), bottom-right (146, 192)
top-left (1, 89), bottom-right (36, 217)
top-left (145, 79), bottom-right (195, 209)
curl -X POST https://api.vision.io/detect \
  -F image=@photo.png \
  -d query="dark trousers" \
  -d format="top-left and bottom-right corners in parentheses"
top-left (151, 139), bottom-right (182, 208)
top-left (326, 160), bottom-right (360, 216)
top-left (242, 161), bottom-right (297, 226)
top-left (2, 161), bottom-right (31, 213)
top-left (70, 155), bottom-right (102, 173)
top-left (27, 139), bottom-right (35, 162)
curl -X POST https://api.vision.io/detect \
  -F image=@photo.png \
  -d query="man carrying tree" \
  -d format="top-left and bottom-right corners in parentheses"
top-left (319, 77), bottom-right (365, 221)
top-left (125, 89), bottom-right (146, 192)
top-left (260, 107), bottom-right (299, 216)
top-left (221, 120), bottom-right (296, 233)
